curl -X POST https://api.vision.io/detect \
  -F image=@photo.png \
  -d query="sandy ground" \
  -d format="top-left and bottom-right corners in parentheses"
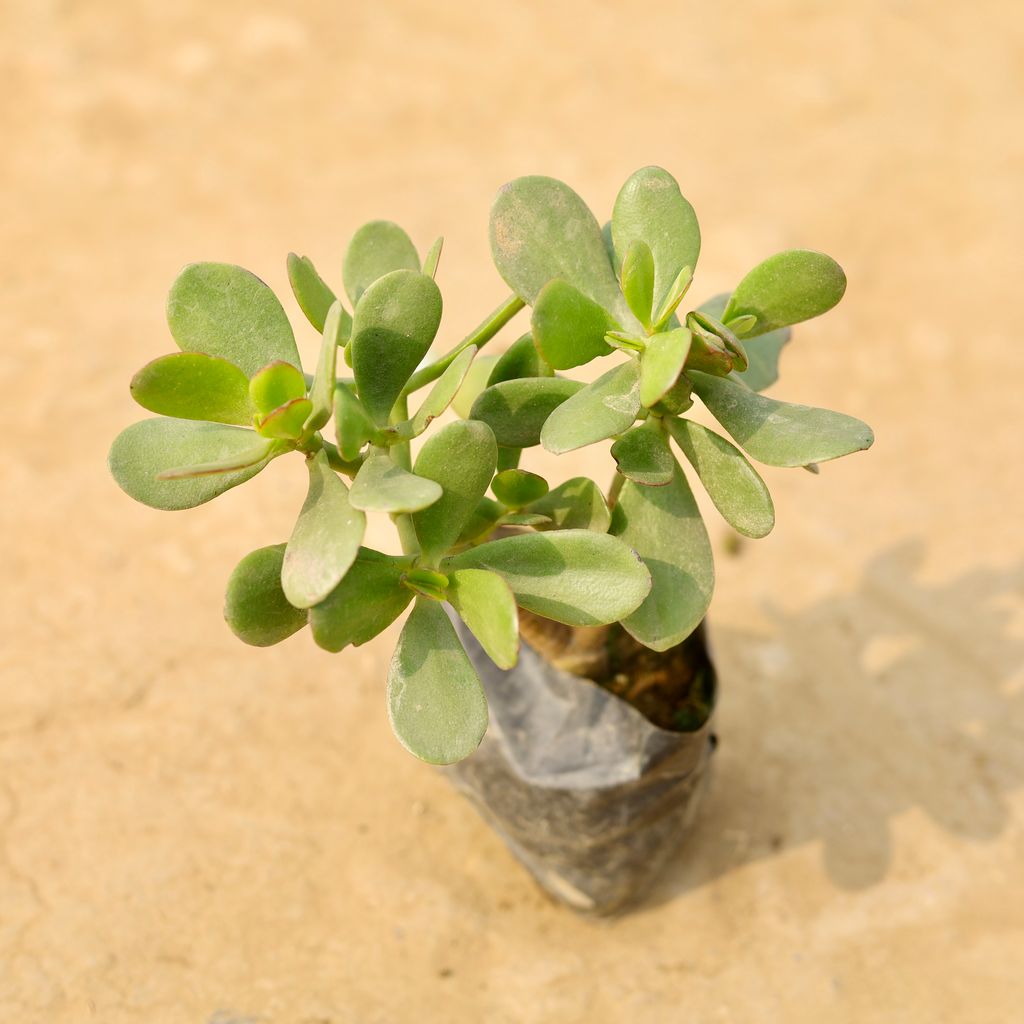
top-left (1, 1), bottom-right (1022, 1021)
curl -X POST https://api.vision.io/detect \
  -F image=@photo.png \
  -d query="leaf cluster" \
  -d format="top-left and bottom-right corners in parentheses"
top-left (110, 169), bottom-right (872, 764)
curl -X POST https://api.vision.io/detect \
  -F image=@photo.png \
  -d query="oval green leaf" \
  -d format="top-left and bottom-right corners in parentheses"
top-left (387, 599), bottom-right (488, 765)
top-left (722, 249), bottom-right (847, 337)
top-left (350, 269), bottom-right (443, 426)
top-left (611, 423), bottom-right (675, 486)
top-left (611, 459), bottom-right (714, 651)
top-left (411, 419), bottom-right (498, 562)
top-left (343, 220), bottom-right (420, 305)
top-left (531, 279), bottom-right (617, 370)
top-left (224, 544), bottom-right (307, 647)
top-left (447, 568), bottom-right (519, 670)
top-left (333, 382), bottom-right (376, 462)
top-left (256, 397), bottom-right (313, 440)
top-left (688, 370), bottom-right (874, 467)
top-left (287, 253), bottom-right (347, 336)
top-left (488, 333), bottom-right (551, 385)
top-left (167, 262), bottom-right (300, 378)
top-left (130, 352), bottom-right (252, 425)
top-left (309, 549), bottom-right (412, 652)
top-left (540, 359), bottom-right (641, 455)
top-left (281, 450), bottom-right (366, 608)
top-left (109, 418), bottom-right (271, 511)
top-left (249, 361), bottom-right (306, 416)
top-left (492, 469), bottom-right (548, 509)
top-left (410, 345), bottom-right (476, 436)
top-left (620, 239), bottom-right (656, 328)
top-left (612, 166), bottom-right (701, 311)
top-left (640, 327), bottom-right (691, 408)
top-left (667, 417), bottom-right (775, 538)
top-left (526, 477), bottom-right (611, 533)
top-left (444, 530), bottom-right (651, 627)
top-left (350, 453), bottom-right (443, 514)
top-left (470, 377), bottom-right (583, 448)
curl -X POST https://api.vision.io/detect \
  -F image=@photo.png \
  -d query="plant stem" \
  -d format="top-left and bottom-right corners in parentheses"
top-left (386, 399), bottom-right (421, 556)
top-left (607, 470), bottom-right (626, 509)
top-left (402, 293), bottom-right (525, 396)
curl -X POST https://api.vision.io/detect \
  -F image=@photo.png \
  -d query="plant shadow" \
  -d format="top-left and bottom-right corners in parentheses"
top-left (643, 540), bottom-right (1024, 905)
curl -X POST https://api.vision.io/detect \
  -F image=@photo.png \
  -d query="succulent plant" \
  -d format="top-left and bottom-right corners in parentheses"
top-left (109, 167), bottom-right (872, 765)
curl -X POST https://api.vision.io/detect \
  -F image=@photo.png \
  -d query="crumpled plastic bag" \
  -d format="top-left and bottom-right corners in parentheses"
top-left (445, 616), bottom-right (717, 914)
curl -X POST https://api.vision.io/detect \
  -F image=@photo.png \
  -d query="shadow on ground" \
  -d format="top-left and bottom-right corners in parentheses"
top-left (644, 540), bottom-right (1024, 906)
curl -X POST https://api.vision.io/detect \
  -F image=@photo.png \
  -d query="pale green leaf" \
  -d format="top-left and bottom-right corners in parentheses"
top-left (304, 300), bottom-right (344, 434)
top-left (281, 450), bottom-right (366, 608)
top-left (470, 377), bottom-right (583, 448)
top-left (224, 544), bottom-right (306, 647)
top-left (287, 253), bottom-right (348, 336)
top-left (444, 530), bottom-right (651, 627)
top-left (422, 236), bottom-right (444, 279)
top-left (167, 262), bottom-right (300, 377)
top-left (491, 469), bottom-right (548, 509)
top-left (611, 460), bottom-right (714, 651)
top-left (309, 549), bottom-right (412, 652)
top-left (667, 417), bottom-right (775, 538)
top-left (249, 361), bottom-right (306, 415)
top-left (531, 279), bottom-right (616, 369)
top-left (387, 599), bottom-right (488, 765)
top-left (723, 249), bottom-right (846, 337)
top-left (540, 359), bottom-right (641, 454)
top-left (526, 477), bottom-right (611, 532)
top-left (343, 220), bottom-right (420, 304)
top-left (412, 419), bottom-right (497, 561)
top-left (612, 166), bottom-right (701, 310)
top-left (620, 239), bottom-right (656, 328)
top-left (109, 418), bottom-right (271, 511)
top-left (452, 354), bottom-right (499, 418)
top-left (689, 370), bottom-right (874, 467)
top-left (640, 327), bottom-right (691, 408)
top-left (447, 568), bottom-right (519, 669)
top-left (410, 345), bottom-right (476, 435)
top-left (611, 423), bottom-right (674, 486)
top-left (156, 438), bottom-right (273, 479)
top-left (349, 453), bottom-right (442, 513)
top-left (488, 333), bottom-right (551, 385)
top-left (256, 397), bottom-right (313, 439)
top-left (130, 353), bottom-right (252, 425)
top-left (333, 383), bottom-right (376, 461)
top-left (350, 270), bottom-right (443, 425)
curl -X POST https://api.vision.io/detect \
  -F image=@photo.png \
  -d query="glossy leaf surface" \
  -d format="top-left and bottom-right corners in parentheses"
top-left (387, 599), bottom-right (488, 765)
top-left (531, 279), bottom-right (616, 369)
top-left (167, 262), bottom-right (300, 377)
top-left (689, 370), bottom-right (874, 467)
top-left (224, 544), bottom-right (307, 647)
top-left (667, 417), bottom-right (775, 538)
top-left (256, 397), bottom-right (313, 440)
top-left (130, 353), bottom-right (252, 425)
top-left (249, 361), bottom-right (306, 415)
top-left (109, 418), bottom-right (271, 510)
top-left (281, 451), bottom-right (365, 608)
top-left (445, 530), bottom-right (651, 627)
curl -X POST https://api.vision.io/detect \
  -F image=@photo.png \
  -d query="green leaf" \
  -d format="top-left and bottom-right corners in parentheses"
top-left (287, 253), bottom-right (348, 336)
top-left (456, 496), bottom-right (504, 545)
top-left (689, 310), bottom-right (748, 372)
top-left (304, 300), bottom-right (344, 435)
top-left (249, 361), bottom-right (306, 415)
top-left (256, 397), bottom-right (313, 440)
top-left (343, 220), bottom-right (420, 305)
top-left (620, 239), bottom-right (656, 328)
top-left (640, 327), bottom-right (691, 408)
top-left (349, 453), bottom-right (442, 513)
top-left (309, 549), bottom-right (412, 652)
top-left (492, 469), bottom-right (548, 509)
top-left (350, 269), bottom-right (443, 426)
top-left (526, 477), bottom-right (611, 533)
top-left (666, 417), bottom-right (775, 538)
top-left (281, 450), bottom-right (366, 608)
top-left (333, 383), bottom-right (376, 461)
top-left (652, 265), bottom-right (694, 331)
top-left (447, 568), bottom-right (519, 670)
top-left (387, 599), bottom-right (488, 765)
top-left (489, 175), bottom-right (636, 326)
top-left (109, 418), bottom-right (272, 511)
top-left (452, 354), bottom-right (499, 418)
top-left (130, 353), bottom-right (252, 425)
top-left (156, 438), bottom-right (273, 480)
top-left (412, 419), bottom-right (497, 562)
top-left (734, 327), bottom-right (791, 392)
top-left (410, 345), bottom-right (476, 435)
top-left (470, 377), bottom-right (583, 448)
top-left (167, 262), bottom-right (300, 378)
top-left (612, 166), bottom-right (701, 311)
top-left (688, 370), bottom-right (874, 467)
top-left (488, 333), bottom-right (551, 385)
top-left (531, 279), bottom-right (616, 370)
top-left (611, 423), bottom-right (675, 486)
top-left (723, 249), bottom-right (846, 337)
top-left (422, 236), bottom-right (444, 279)
top-left (224, 544), bottom-right (307, 647)
top-left (444, 530), bottom-right (650, 627)
top-left (497, 512), bottom-right (551, 527)
top-left (611, 460), bottom-right (714, 651)
top-left (540, 359), bottom-right (641, 454)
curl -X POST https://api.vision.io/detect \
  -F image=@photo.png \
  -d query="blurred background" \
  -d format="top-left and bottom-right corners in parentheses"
top-left (1, 1), bottom-right (1021, 1021)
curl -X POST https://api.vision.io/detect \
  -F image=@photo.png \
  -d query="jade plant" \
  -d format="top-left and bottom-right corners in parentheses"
top-left (109, 167), bottom-right (872, 765)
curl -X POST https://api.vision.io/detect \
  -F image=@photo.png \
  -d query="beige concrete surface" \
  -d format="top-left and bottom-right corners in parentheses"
top-left (2, 1), bottom-right (1022, 1021)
